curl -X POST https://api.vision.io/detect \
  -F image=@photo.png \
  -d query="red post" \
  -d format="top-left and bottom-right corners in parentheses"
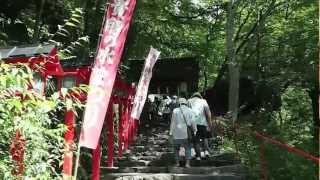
top-left (131, 119), bottom-right (136, 143)
top-left (128, 103), bottom-right (133, 145)
top-left (260, 143), bottom-right (268, 180)
top-left (129, 119), bottom-right (133, 145)
top-left (118, 103), bottom-right (123, 157)
top-left (127, 119), bottom-right (131, 145)
top-left (131, 119), bottom-right (135, 143)
top-left (57, 78), bottom-right (62, 92)
top-left (91, 143), bottom-right (101, 180)
top-left (62, 110), bottom-right (75, 179)
top-left (42, 75), bottom-right (47, 96)
top-left (124, 103), bottom-right (129, 150)
top-left (107, 103), bottom-right (114, 167)
top-left (134, 119), bottom-right (139, 140)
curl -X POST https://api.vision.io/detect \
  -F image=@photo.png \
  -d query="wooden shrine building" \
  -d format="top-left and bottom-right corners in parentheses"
top-left (127, 57), bottom-right (199, 96)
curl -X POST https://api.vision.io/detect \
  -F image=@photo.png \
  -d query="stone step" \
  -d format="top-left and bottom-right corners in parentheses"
top-left (121, 152), bottom-right (172, 158)
top-left (132, 143), bottom-right (170, 148)
top-left (132, 141), bottom-right (171, 147)
top-left (107, 127), bottom-right (246, 179)
top-left (174, 174), bottom-right (244, 180)
top-left (114, 160), bottom-right (152, 167)
top-left (127, 146), bottom-right (172, 153)
top-left (101, 173), bottom-right (244, 180)
top-left (115, 154), bottom-right (239, 167)
top-left (150, 159), bottom-right (239, 167)
top-left (168, 165), bottom-right (245, 175)
top-left (114, 159), bottom-right (238, 167)
top-left (101, 164), bottom-right (245, 175)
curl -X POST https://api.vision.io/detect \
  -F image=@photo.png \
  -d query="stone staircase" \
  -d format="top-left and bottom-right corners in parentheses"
top-left (100, 124), bottom-right (246, 180)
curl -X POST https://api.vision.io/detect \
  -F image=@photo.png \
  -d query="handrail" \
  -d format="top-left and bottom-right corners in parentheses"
top-left (254, 131), bottom-right (319, 180)
top-left (255, 131), bottom-right (319, 164)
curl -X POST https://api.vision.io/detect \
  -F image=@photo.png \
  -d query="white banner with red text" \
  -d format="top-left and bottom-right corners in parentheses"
top-left (79, 0), bottom-right (136, 149)
top-left (130, 47), bottom-right (160, 120)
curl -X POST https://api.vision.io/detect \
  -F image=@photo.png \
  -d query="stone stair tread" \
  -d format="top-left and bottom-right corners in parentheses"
top-left (115, 154), bottom-right (173, 161)
top-left (102, 173), bottom-right (244, 180)
top-left (101, 164), bottom-right (245, 174)
top-left (173, 173), bottom-right (244, 180)
top-left (102, 125), bottom-right (246, 180)
top-left (114, 160), bottom-right (151, 167)
top-left (168, 165), bottom-right (246, 174)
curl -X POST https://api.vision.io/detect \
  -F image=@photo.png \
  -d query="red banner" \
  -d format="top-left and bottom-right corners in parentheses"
top-left (80, 0), bottom-right (136, 149)
top-left (131, 47), bottom-right (160, 120)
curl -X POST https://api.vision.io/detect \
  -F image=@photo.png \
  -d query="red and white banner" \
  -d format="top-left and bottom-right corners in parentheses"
top-left (80, 0), bottom-right (136, 149)
top-left (131, 47), bottom-right (160, 120)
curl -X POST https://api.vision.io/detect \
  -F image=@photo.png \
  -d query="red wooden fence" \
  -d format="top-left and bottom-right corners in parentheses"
top-left (3, 47), bottom-right (139, 179)
top-left (255, 131), bottom-right (319, 180)
top-left (91, 80), bottom-right (136, 180)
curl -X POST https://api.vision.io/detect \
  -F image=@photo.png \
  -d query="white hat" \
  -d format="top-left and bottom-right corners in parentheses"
top-left (178, 98), bottom-right (188, 105)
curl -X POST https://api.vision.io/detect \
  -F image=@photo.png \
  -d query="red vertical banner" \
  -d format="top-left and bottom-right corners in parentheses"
top-left (80, 0), bottom-right (137, 149)
top-left (130, 48), bottom-right (160, 120)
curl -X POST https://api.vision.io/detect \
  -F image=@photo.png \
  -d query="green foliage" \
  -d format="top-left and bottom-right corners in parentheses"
top-left (226, 86), bottom-right (317, 180)
top-left (0, 0), bottom-right (318, 178)
top-left (0, 32), bottom-right (9, 46)
top-left (49, 8), bottom-right (90, 60)
top-left (0, 62), bottom-right (85, 179)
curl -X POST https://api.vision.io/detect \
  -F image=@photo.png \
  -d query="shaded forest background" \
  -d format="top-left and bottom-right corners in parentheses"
top-left (0, 0), bottom-right (318, 179)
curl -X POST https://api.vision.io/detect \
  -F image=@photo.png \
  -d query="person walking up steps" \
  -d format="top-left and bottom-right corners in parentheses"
top-left (169, 98), bottom-right (197, 167)
top-left (188, 92), bottom-right (212, 160)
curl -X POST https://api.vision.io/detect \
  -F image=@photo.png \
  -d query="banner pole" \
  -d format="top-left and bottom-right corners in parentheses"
top-left (73, 143), bottom-right (81, 180)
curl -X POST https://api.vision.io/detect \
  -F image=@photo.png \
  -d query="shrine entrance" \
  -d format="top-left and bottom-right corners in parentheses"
top-left (128, 57), bottom-right (199, 96)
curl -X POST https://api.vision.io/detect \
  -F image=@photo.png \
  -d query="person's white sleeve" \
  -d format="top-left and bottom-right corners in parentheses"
top-left (169, 111), bottom-right (175, 136)
top-left (191, 111), bottom-right (197, 134)
top-left (187, 99), bottom-right (192, 108)
top-left (203, 100), bottom-right (211, 118)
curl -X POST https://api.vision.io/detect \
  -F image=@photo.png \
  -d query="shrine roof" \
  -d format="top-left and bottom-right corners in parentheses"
top-left (127, 56), bottom-right (199, 81)
top-left (0, 44), bottom-right (55, 59)
top-left (60, 56), bottom-right (94, 68)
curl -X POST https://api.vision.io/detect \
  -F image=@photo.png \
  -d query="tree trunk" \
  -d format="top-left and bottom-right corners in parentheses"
top-left (203, 68), bottom-right (208, 91)
top-left (32, 0), bottom-right (45, 43)
top-left (308, 89), bottom-right (319, 156)
top-left (82, 0), bottom-right (90, 35)
top-left (226, 0), bottom-right (239, 122)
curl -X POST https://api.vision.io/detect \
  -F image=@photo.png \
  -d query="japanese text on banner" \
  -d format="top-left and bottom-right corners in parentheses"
top-left (80, 0), bottom-right (136, 149)
top-left (131, 48), bottom-right (160, 120)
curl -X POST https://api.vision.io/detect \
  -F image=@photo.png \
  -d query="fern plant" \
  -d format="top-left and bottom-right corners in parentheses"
top-left (0, 32), bottom-right (8, 47)
top-left (49, 8), bottom-right (90, 61)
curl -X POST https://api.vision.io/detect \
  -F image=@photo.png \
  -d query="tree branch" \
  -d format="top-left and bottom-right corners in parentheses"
top-left (234, 10), bottom-right (253, 42)
top-left (165, 4), bottom-right (225, 21)
top-left (235, 0), bottom-right (286, 54)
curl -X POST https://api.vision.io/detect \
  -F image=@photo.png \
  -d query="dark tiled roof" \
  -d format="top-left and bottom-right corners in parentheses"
top-left (0, 44), bottom-right (55, 58)
top-left (128, 56), bottom-right (199, 81)
top-left (60, 56), bottom-right (94, 68)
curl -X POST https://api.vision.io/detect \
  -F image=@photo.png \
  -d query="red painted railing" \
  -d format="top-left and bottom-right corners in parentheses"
top-left (90, 80), bottom-right (136, 180)
top-left (3, 48), bottom-right (139, 179)
top-left (254, 131), bottom-right (319, 180)
top-left (62, 79), bottom-right (137, 180)
top-left (62, 110), bottom-right (75, 178)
